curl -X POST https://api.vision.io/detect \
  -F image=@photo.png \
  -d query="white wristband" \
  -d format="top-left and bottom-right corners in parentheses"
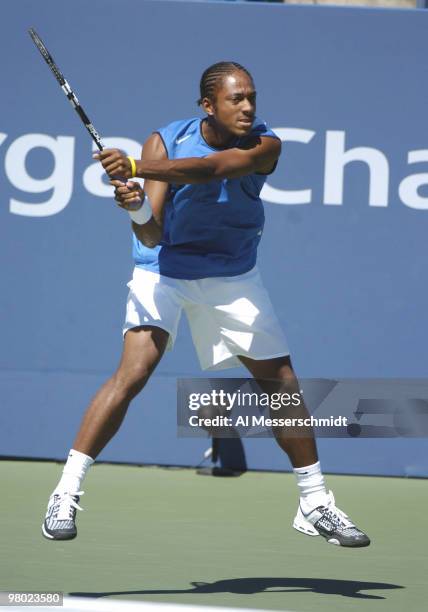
top-left (128, 195), bottom-right (152, 225)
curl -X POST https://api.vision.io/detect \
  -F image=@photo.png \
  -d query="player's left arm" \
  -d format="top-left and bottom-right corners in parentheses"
top-left (94, 136), bottom-right (281, 184)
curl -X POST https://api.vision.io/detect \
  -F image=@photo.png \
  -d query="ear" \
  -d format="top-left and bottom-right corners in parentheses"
top-left (201, 96), bottom-right (215, 117)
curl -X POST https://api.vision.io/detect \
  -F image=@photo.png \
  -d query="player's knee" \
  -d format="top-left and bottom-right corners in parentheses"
top-left (275, 358), bottom-right (297, 386)
top-left (279, 369), bottom-right (297, 386)
top-left (268, 368), bottom-right (299, 399)
top-left (112, 366), bottom-right (152, 400)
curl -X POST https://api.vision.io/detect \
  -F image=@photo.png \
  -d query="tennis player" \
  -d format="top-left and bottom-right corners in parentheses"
top-left (42, 62), bottom-right (369, 547)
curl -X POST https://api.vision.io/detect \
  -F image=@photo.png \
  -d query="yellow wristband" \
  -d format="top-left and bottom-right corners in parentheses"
top-left (127, 156), bottom-right (137, 178)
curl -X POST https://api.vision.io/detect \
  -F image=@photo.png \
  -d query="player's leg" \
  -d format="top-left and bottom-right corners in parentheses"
top-left (72, 325), bottom-right (169, 458)
top-left (238, 354), bottom-right (317, 467)
top-left (42, 325), bottom-right (169, 541)
top-left (239, 354), bottom-right (370, 547)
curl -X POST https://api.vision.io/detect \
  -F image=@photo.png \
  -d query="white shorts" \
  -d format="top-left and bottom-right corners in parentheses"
top-left (123, 266), bottom-right (289, 371)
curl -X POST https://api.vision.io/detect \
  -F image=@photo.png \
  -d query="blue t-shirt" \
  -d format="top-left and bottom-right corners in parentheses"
top-left (133, 117), bottom-right (279, 279)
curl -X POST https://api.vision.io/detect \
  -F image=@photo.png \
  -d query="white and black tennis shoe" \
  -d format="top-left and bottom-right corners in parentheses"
top-left (293, 491), bottom-right (370, 547)
top-left (42, 491), bottom-right (84, 540)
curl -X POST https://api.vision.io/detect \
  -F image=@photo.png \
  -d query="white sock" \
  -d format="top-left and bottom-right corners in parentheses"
top-left (293, 461), bottom-right (328, 513)
top-left (54, 449), bottom-right (94, 494)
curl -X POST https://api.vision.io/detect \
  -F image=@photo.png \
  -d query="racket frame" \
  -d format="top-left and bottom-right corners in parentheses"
top-left (28, 27), bottom-right (104, 151)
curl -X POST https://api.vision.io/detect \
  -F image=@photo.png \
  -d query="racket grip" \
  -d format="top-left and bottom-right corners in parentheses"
top-left (111, 175), bottom-right (128, 184)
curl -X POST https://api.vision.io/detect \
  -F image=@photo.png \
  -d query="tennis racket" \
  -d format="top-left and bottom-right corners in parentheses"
top-left (28, 27), bottom-right (105, 151)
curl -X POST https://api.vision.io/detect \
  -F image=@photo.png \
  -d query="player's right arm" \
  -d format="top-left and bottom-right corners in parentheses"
top-left (110, 133), bottom-right (168, 248)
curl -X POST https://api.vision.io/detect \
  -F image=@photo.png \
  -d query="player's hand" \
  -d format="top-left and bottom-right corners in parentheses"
top-left (93, 149), bottom-right (135, 179)
top-left (110, 179), bottom-right (145, 211)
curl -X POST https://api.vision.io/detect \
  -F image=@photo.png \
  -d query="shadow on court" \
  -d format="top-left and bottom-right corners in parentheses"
top-left (71, 577), bottom-right (404, 601)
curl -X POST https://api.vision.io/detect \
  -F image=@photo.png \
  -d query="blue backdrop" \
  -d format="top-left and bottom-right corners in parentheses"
top-left (1, 0), bottom-right (427, 475)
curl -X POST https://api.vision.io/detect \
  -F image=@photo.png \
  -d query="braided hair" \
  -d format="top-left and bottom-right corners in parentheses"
top-left (197, 61), bottom-right (253, 106)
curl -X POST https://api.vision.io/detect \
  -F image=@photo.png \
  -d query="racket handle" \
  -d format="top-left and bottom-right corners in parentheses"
top-left (111, 175), bottom-right (128, 184)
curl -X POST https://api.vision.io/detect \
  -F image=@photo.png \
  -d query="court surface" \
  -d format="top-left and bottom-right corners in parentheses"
top-left (1, 460), bottom-right (426, 612)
